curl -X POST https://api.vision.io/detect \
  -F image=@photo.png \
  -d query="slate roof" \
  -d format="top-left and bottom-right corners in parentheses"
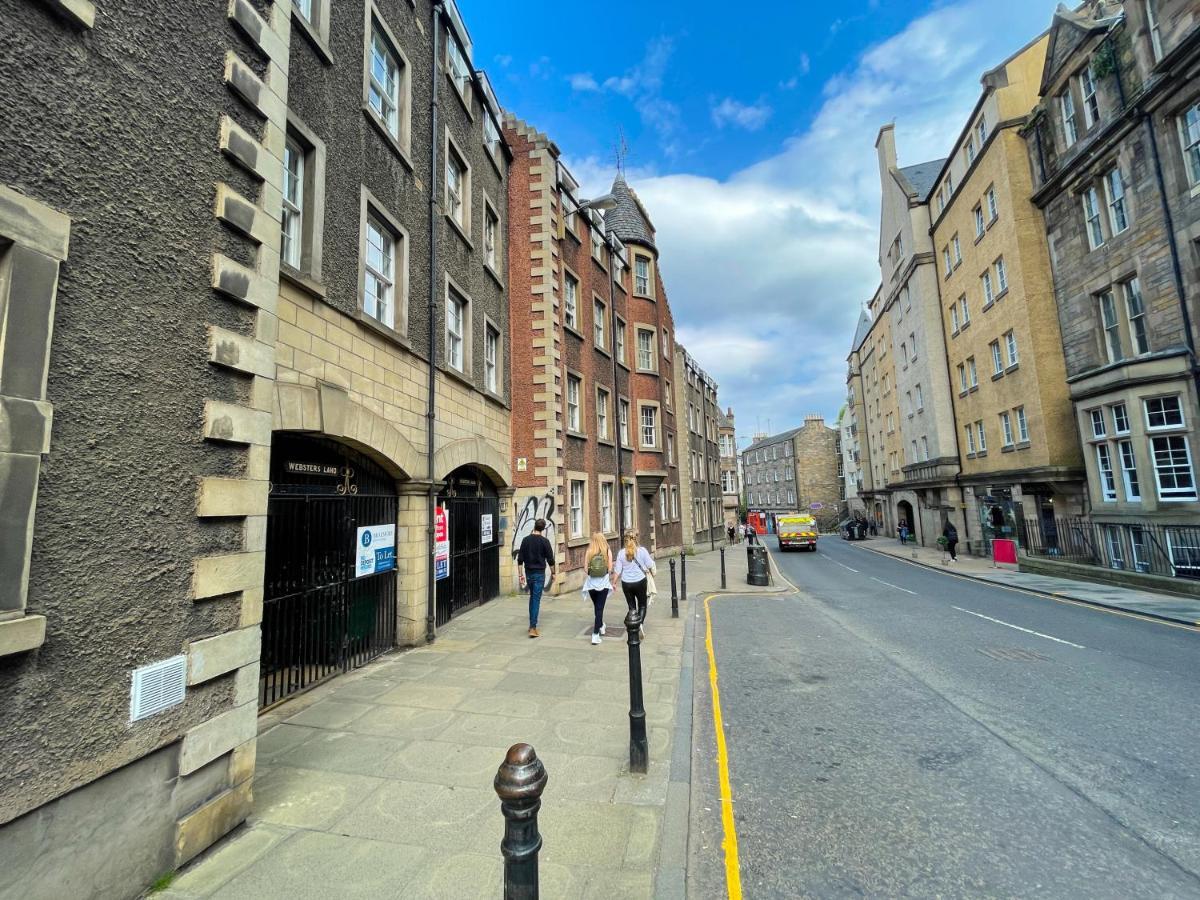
top-left (604, 174), bottom-right (656, 249)
top-left (850, 309), bottom-right (872, 353)
top-left (896, 158), bottom-right (947, 201)
top-left (744, 427), bottom-right (803, 455)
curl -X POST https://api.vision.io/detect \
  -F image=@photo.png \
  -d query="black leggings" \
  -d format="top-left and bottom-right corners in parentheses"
top-left (621, 578), bottom-right (648, 621)
top-left (588, 589), bottom-right (608, 634)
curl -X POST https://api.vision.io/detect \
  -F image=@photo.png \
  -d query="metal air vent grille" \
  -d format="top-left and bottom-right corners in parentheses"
top-left (130, 655), bottom-right (187, 722)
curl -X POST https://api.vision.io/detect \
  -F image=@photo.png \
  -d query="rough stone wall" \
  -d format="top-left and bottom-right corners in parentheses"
top-left (793, 420), bottom-right (842, 518)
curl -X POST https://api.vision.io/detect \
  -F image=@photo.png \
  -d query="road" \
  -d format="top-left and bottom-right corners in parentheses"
top-left (693, 537), bottom-right (1200, 898)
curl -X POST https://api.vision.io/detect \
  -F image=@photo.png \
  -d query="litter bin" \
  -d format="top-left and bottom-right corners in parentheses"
top-left (747, 545), bottom-right (770, 586)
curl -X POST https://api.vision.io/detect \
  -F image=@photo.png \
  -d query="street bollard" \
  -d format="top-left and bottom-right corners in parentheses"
top-left (495, 743), bottom-right (549, 900)
top-left (669, 558), bottom-right (678, 614)
top-left (624, 606), bottom-right (649, 774)
top-left (720, 547), bottom-right (726, 589)
top-left (679, 550), bottom-right (687, 604)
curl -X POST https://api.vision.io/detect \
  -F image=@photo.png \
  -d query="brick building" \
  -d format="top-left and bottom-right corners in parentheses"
top-left (1022, 1), bottom-right (1200, 558)
top-left (1, 0), bottom-right (514, 893)
top-left (504, 119), bottom-right (682, 589)
top-left (674, 344), bottom-right (723, 550)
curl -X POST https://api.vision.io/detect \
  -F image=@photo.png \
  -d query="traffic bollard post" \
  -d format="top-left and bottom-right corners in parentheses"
top-left (720, 546), bottom-right (726, 589)
top-left (495, 743), bottom-right (548, 900)
top-left (624, 606), bottom-right (649, 774)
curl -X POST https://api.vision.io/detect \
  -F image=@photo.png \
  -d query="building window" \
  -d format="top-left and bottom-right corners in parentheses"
top-left (900, 342), bottom-right (908, 365)
top-left (986, 185), bottom-right (998, 222)
top-left (666, 432), bottom-right (674, 464)
top-left (957, 363), bottom-right (967, 393)
top-left (590, 228), bottom-right (605, 263)
top-left (662, 327), bottom-right (671, 360)
top-left (1104, 169), bottom-right (1129, 235)
top-left (564, 273), bottom-right (578, 330)
top-left (976, 421), bottom-right (987, 452)
top-left (484, 111), bottom-right (502, 161)
top-left (974, 204), bottom-right (985, 239)
top-left (1119, 440), bottom-right (1141, 500)
top-left (636, 328), bottom-right (655, 371)
top-left (566, 374), bottom-right (581, 432)
top-left (1090, 408), bottom-right (1107, 439)
top-left (1096, 443), bottom-right (1117, 500)
top-left (446, 32), bottom-right (471, 101)
top-left (982, 270), bottom-right (994, 306)
top-left (368, 27), bottom-right (402, 139)
top-left (1080, 66), bottom-right (1100, 128)
top-left (977, 115), bottom-right (987, 146)
top-left (1099, 290), bottom-right (1123, 363)
top-left (1016, 406), bottom-right (1029, 442)
top-left (446, 288), bottom-right (467, 372)
top-left (593, 298), bottom-right (606, 349)
top-left (943, 246), bottom-right (952, 277)
top-left (640, 405), bottom-right (658, 448)
top-left (1005, 330), bottom-right (1018, 367)
top-left (295, 0), bottom-right (313, 21)
top-left (995, 256), bottom-right (1008, 293)
top-left (622, 483), bottom-right (634, 529)
top-left (569, 479), bottom-right (585, 538)
top-left (1001, 411), bottom-right (1014, 446)
top-left (1060, 89), bottom-right (1078, 146)
top-left (660, 486), bottom-right (668, 520)
top-left (1083, 186), bottom-right (1104, 249)
top-left (1145, 0), bottom-right (1163, 61)
top-left (950, 304), bottom-right (960, 334)
top-left (282, 137), bottom-right (304, 269)
top-left (1180, 103), bottom-right (1200, 186)
top-left (921, 436), bottom-right (929, 461)
top-left (600, 481), bottom-right (614, 533)
top-left (615, 318), bottom-right (626, 364)
top-left (915, 383), bottom-right (924, 410)
top-left (952, 234), bottom-right (962, 266)
top-left (959, 295), bottom-right (970, 326)
top-left (1146, 395), bottom-right (1185, 430)
top-left (634, 256), bottom-right (651, 295)
top-left (965, 424), bottom-right (976, 454)
top-left (484, 203), bottom-right (500, 272)
top-left (364, 215), bottom-right (395, 328)
top-left (484, 323), bottom-right (499, 393)
top-left (991, 340), bottom-right (1003, 375)
top-left (1124, 278), bottom-right (1150, 355)
top-left (445, 140), bottom-right (470, 231)
top-left (597, 387), bottom-right (610, 440)
top-left (1151, 436), bottom-right (1195, 500)
top-left (1112, 401), bottom-right (1130, 434)
top-left (968, 356), bottom-right (978, 388)
top-left (619, 399), bottom-right (630, 445)
top-left (909, 333), bottom-right (917, 362)
top-left (964, 137), bottom-right (975, 166)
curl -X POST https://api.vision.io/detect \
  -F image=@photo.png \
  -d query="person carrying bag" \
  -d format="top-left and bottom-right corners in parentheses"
top-left (580, 531), bottom-right (614, 645)
top-left (612, 530), bottom-right (656, 638)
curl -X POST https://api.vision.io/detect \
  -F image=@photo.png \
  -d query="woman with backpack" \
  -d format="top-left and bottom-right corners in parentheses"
top-left (612, 529), bottom-right (656, 638)
top-left (581, 531), bottom-right (613, 645)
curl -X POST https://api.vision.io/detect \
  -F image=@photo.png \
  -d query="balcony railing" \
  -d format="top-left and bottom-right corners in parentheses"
top-left (1023, 516), bottom-right (1200, 580)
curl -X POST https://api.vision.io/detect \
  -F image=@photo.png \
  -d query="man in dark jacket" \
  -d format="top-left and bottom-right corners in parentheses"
top-left (517, 518), bottom-right (556, 638)
top-left (942, 521), bottom-right (959, 561)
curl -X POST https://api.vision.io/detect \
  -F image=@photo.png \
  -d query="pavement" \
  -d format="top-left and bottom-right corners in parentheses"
top-left (160, 545), bottom-right (757, 900)
top-left (854, 536), bottom-right (1200, 627)
top-left (695, 538), bottom-right (1200, 898)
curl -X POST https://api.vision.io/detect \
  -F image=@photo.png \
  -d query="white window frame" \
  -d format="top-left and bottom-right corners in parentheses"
top-left (639, 404), bottom-right (658, 449)
top-left (950, 304), bottom-right (960, 334)
top-left (282, 137), bottom-right (305, 269)
top-left (976, 421), bottom-right (987, 452)
top-left (445, 288), bottom-right (467, 372)
top-left (1100, 290), bottom-right (1123, 363)
top-left (1000, 411), bottom-right (1014, 447)
top-left (596, 387), bottom-right (611, 440)
top-left (634, 255), bottom-right (651, 296)
top-left (600, 481), bottom-right (614, 533)
top-left (445, 138), bottom-right (470, 232)
top-left (960, 295), bottom-right (970, 326)
top-left (957, 363), bottom-right (967, 393)
top-left (1145, 395), bottom-right (1185, 431)
top-left (986, 185), bottom-right (999, 222)
top-left (952, 234), bottom-right (962, 266)
top-left (1119, 439), bottom-right (1141, 501)
top-left (1112, 401), bottom-right (1131, 435)
top-left (1061, 89), bottom-right (1078, 146)
top-left (484, 322), bottom-right (499, 394)
top-left (1145, 0), bottom-right (1163, 61)
top-left (569, 479), bottom-right (585, 538)
top-left (1180, 103), bottom-right (1200, 186)
top-left (1016, 406), bottom-right (1029, 443)
top-left (991, 340), bottom-right (1003, 375)
top-left (995, 256), bottom-right (1008, 293)
top-left (968, 356), bottom-right (978, 388)
top-left (1005, 330), bottom-right (1018, 367)
top-left (965, 424), bottom-right (976, 454)
top-left (364, 214), bottom-right (396, 329)
top-left (593, 297), bottom-right (607, 350)
top-left (368, 26), bottom-right (402, 139)
top-left (563, 272), bottom-right (578, 330)
top-left (1124, 277), bottom-right (1149, 355)
top-left (915, 383), bottom-right (924, 411)
top-left (1104, 169), bottom-right (1129, 235)
top-left (982, 270), bottom-right (994, 306)
top-left (619, 399), bottom-right (630, 445)
top-left (1080, 66), bottom-right (1100, 128)
top-left (566, 374), bottom-right (582, 433)
top-left (974, 204), bottom-right (985, 239)
top-left (445, 32), bottom-right (472, 102)
top-left (1150, 435), bottom-right (1196, 500)
top-left (484, 201), bottom-right (500, 273)
top-left (943, 246), bottom-right (952, 277)
top-left (1090, 408), bottom-right (1107, 439)
top-left (1096, 443), bottom-right (1117, 500)
top-left (1083, 186), bottom-right (1105, 250)
top-left (636, 327), bottom-right (656, 372)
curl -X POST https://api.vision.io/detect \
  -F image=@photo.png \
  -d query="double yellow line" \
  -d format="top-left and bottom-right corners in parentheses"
top-left (704, 592), bottom-right (743, 899)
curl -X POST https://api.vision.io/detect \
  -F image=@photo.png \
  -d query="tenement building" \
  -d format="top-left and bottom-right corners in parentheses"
top-left (504, 118), bottom-right (682, 588)
top-left (742, 418), bottom-right (841, 529)
top-left (1022, 1), bottom-right (1200, 562)
top-left (719, 407), bottom-right (741, 529)
top-left (675, 345), bottom-right (723, 549)
top-left (932, 31), bottom-right (1085, 554)
top-left (1, 0), bottom-right (513, 893)
top-left (743, 429), bottom-right (799, 527)
top-left (792, 414), bottom-right (843, 527)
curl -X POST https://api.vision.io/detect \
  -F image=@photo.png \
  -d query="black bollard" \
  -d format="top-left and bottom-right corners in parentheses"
top-left (720, 546), bottom-right (726, 589)
top-left (669, 558), bottom-right (678, 611)
top-left (679, 550), bottom-right (687, 602)
top-left (624, 606), bottom-right (649, 773)
top-left (495, 743), bottom-right (548, 900)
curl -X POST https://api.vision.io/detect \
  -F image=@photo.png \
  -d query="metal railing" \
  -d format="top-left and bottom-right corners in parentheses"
top-left (1023, 516), bottom-right (1200, 580)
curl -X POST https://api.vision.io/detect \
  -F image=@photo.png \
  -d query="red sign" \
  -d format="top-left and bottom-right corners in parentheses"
top-left (992, 538), bottom-right (1017, 565)
top-left (434, 507), bottom-right (449, 580)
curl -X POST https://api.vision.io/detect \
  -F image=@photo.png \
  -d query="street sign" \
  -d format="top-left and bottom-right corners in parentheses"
top-left (809, 502), bottom-right (824, 511)
top-left (355, 523), bottom-right (396, 578)
top-left (434, 506), bottom-right (450, 581)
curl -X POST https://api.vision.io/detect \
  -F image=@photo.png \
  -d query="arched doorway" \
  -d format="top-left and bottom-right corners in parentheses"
top-left (896, 500), bottom-right (914, 538)
top-left (260, 434), bottom-right (399, 708)
top-left (435, 465), bottom-right (501, 626)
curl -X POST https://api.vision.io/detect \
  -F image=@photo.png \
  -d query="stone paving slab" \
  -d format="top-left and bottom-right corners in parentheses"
top-left (164, 587), bottom-right (693, 899)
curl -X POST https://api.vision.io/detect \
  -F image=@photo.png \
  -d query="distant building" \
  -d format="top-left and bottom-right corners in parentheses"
top-left (719, 407), bottom-right (741, 528)
top-left (674, 345), bottom-right (723, 549)
top-left (742, 416), bottom-right (841, 528)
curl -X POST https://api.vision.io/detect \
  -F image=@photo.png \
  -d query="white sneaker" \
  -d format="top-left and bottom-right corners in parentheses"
top-left (639, 625), bottom-right (646, 639)
top-left (591, 633), bottom-right (601, 645)
top-left (599, 623), bottom-right (606, 635)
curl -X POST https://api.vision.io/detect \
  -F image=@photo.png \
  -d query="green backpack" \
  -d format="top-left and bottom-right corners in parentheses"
top-left (587, 552), bottom-right (608, 578)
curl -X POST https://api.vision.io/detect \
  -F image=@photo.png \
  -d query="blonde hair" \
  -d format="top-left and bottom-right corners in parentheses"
top-left (624, 531), bottom-right (638, 562)
top-left (587, 531), bottom-right (608, 561)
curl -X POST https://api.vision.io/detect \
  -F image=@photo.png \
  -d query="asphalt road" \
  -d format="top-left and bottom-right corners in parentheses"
top-left (698, 537), bottom-right (1200, 898)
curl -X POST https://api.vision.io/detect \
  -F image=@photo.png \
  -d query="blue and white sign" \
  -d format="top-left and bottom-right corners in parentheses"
top-left (355, 523), bottom-right (396, 578)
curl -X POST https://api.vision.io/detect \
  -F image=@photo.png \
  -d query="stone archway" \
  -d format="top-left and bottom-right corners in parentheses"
top-left (432, 436), bottom-right (512, 489)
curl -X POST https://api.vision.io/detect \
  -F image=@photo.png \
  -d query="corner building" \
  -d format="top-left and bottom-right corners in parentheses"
top-left (505, 118), bottom-right (682, 590)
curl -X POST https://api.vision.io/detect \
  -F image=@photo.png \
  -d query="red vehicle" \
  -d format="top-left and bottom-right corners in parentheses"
top-left (746, 511), bottom-right (768, 534)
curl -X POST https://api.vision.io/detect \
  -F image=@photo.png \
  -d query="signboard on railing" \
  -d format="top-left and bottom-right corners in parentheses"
top-left (992, 538), bottom-right (1017, 565)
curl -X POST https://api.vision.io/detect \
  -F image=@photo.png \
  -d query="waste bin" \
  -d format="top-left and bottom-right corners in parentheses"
top-left (747, 545), bottom-right (770, 586)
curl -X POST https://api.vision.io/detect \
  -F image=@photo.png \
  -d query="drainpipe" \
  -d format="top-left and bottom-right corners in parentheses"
top-left (608, 234), bottom-right (625, 537)
top-left (426, 1), bottom-right (443, 644)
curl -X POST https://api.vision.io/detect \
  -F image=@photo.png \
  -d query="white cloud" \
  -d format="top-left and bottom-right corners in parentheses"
top-left (568, 72), bottom-right (600, 92)
top-left (711, 98), bottom-right (773, 131)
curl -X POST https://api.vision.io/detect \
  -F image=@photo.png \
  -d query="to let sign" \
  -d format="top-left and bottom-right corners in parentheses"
top-left (434, 506), bottom-right (450, 581)
top-left (355, 523), bottom-right (396, 578)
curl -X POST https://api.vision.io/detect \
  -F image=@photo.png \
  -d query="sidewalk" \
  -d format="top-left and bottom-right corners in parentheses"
top-left (162, 568), bottom-right (697, 899)
top-left (858, 538), bottom-right (1200, 627)
top-left (666, 542), bottom-right (791, 596)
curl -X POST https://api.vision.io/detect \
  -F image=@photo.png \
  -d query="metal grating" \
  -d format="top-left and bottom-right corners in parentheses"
top-left (130, 655), bottom-right (187, 722)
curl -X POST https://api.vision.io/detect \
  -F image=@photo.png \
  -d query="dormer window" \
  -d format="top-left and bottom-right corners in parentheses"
top-left (1060, 89), bottom-right (1078, 146)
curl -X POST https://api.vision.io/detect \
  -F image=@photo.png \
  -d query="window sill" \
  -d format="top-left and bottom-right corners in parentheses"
top-left (280, 265), bottom-right (328, 300)
top-left (960, 320), bottom-right (971, 332)
top-left (0, 614), bottom-right (46, 656)
top-left (446, 213), bottom-right (474, 249)
top-left (354, 308), bottom-right (413, 353)
top-left (633, 290), bottom-right (655, 301)
top-left (951, 328), bottom-right (959, 338)
top-left (591, 255), bottom-right (609, 274)
top-left (982, 300), bottom-right (994, 312)
top-left (974, 232), bottom-right (985, 246)
top-left (484, 145), bottom-right (505, 180)
top-left (987, 215), bottom-right (998, 229)
top-left (597, 437), bottom-right (615, 448)
top-left (564, 323), bottom-right (585, 341)
top-left (1015, 441), bottom-right (1031, 450)
top-left (968, 385), bottom-right (979, 393)
top-left (1190, 182), bottom-right (1200, 199)
top-left (484, 262), bottom-right (505, 290)
top-left (292, 9), bottom-right (335, 65)
top-left (1005, 362), bottom-right (1020, 374)
top-left (1001, 444), bottom-right (1016, 453)
top-left (594, 343), bottom-right (612, 359)
top-left (567, 536), bottom-right (590, 549)
top-left (953, 260), bottom-right (963, 271)
top-left (991, 371), bottom-right (1004, 382)
top-left (995, 287), bottom-right (1009, 301)
top-left (362, 105), bottom-right (415, 172)
top-left (976, 450), bottom-right (988, 458)
top-left (442, 362), bottom-right (475, 392)
top-left (635, 367), bottom-right (659, 377)
top-left (482, 387), bottom-right (508, 410)
top-left (965, 452), bottom-right (976, 460)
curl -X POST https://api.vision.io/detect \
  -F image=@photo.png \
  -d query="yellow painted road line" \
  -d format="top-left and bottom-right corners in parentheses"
top-left (704, 593), bottom-right (743, 900)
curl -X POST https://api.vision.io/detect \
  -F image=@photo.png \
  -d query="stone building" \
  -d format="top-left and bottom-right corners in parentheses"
top-left (743, 429), bottom-right (799, 525)
top-left (504, 119), bottom-right (682, 588)
top-left (1022, 0), bottom-right (1200, 560)
top-left (718, 407), bottom-right (741, 529)
top-left (843, 309), bottom-right (873, 518)
top-left (932, 31), bottom-right (1086, 554)
top-left (0, 0), bottom-right (513, 893)
top-left (674, 344), bottom-right (723, 550)
top-left (853, 285), bottom-right (906, 532)
top-left (742, 417), bottom-right (841, 529)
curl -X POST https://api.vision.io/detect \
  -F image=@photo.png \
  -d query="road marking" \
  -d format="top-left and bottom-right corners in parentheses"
top-left (952, 606), bottom-right (1086, 648)
top-left (704, 594), bottom-right (744, 900)
top-left (818, 553), bottom-right (859, 573)
top-left (870, 576), bottom-right (917, 595)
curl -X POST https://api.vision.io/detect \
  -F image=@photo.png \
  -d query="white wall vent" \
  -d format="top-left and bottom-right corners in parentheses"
top-left (130, 655), bottom-right (187, 722)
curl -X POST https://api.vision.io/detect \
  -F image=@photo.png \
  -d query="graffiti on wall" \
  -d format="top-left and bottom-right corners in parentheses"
top-left (511, 492), bottom-right (556, 559)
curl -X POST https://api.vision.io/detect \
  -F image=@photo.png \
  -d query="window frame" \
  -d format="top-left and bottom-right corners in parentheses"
top-left (1104, 168), bottom-right (1129, 235)
top-left (1005, 330), bottom-right (1018, 367)
top-left (563, 269), bottom-right (579, 331)
top-left (633, 254), bottom-right (653, 297)
top-left (1016, 406), bottom-right (1029, 443)
top-left (1099, 289), bottom-right (1124, 363)
top-left (1060, 88), bottom-right (1078, 147)
top-left (1096, 443), bottom-right (1117, 500)
top-left (566, 372), bottom-right (583, 434)
top-left (593, 296), bottom-right (608, 351)
top-left (1123, 278), bottom-right (1149, 356)
top-left (569, 478), bottom-right (586, 539)
top-left (1000, 411), bottom-right (1014, 447)
top-left (483, 319), bottom-right (500, 395)
top-left (282, 136), bottom-right (305, 270)
top-left (974, 204), bottom-right (985, 239)
top-left (596, 385), bottom-right (611, 441)
top-left (1080, 66), bottom-right (1100, 128)
top-left (483, 195), bottom-right (502, 278)
top-left (444, 129), bottom-right (473, 237)
top-left (1145, 395), bottom-right (1185, 431)
top-left (362, 10), bottom-right (413, 160)
top-left (1180, 103), bottom-right (1200, 187)
top-left (358, 187), bottom-right (411, 336)
top-left (1150, 434), bottom-right (1197, 501)
top-left (1083, 186), bottom-right (1105, 250)
top-left (635, 326), bottom-right (657, 373)
top-left (444, 281), bottom-right (470, 374)
top-left (986, 185), bottom-right (999, 222)
top-left (1118, 439), bottom-right (1141, 501)
top-left (638, 402), bottom-right (660, 450)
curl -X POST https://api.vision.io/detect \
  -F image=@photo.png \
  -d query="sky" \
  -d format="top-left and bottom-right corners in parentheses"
top-left (459, 0), bottom-right (1063, 447)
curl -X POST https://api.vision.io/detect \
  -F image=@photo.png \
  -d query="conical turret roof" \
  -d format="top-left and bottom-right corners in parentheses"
top-left (605, 174), bottom-right (656, 251)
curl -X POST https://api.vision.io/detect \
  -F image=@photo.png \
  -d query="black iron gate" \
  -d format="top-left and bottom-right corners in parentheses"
top-left (435, 466), bottom-right (501, 627)
top-left (260, 435), bottom-right (398, 708)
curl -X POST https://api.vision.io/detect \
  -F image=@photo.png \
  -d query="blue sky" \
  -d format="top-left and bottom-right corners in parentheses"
top-left (461, 0), bottom-right (1063, 446)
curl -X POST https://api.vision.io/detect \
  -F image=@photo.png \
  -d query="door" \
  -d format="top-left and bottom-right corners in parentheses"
top-left (260, 435), bottom-right (398, 708)
top-left (435, 466), bottom-right (501, 627)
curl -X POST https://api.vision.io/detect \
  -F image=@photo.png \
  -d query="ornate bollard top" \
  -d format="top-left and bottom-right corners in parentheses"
top-left (623, 605), bottom-right (643, 632)
top-left (495, 743), bottom-right (548, 803)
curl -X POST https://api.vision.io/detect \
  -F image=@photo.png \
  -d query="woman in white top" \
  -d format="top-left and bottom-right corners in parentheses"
top-left (611, 530), bottom-right (656, 633)
top-left (580, 531), bottom-right (613, 645)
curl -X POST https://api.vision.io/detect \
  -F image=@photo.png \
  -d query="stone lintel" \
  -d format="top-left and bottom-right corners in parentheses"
top-left (208, 326), bottom-right (275, 378)
top-left (0, 614), bottom-right (46, 656)
top-left (192, 550), bottom-right (266, 600)
top-left (204, 400), bottom-right (272, 446)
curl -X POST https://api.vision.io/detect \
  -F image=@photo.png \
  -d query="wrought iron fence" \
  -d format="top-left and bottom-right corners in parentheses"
top-left (1023, 516), bottom-right (1200, 580)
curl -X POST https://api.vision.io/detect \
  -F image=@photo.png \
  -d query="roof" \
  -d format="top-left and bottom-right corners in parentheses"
top-left (744, 427), bottom-right (803, 455)
top-left (718, 409), bottom-right (734, 429)
top-left (896, 158), bottom-right (947, 200)
top-left (604, 174), bottom-right (656, 250)
top-left (850, 309), bottom-right (872, 353)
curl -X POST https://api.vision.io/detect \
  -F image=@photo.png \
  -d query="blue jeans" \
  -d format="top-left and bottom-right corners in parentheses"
top-left (527, 571), bottom-right (545, 627)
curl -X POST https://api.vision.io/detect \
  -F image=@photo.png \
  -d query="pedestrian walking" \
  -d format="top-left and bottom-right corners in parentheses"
top-left (942, 521), bottom-right (959, 561)
top-left (727, 523), bottom-right (736, 545)
top-left (516, 518), bottom-right (556, 638)
top-left (898, 519), bottom-right (909, 545)
top-left (581, 531), bottom-right (613, 645)
top-left (612, 530), bottom-right (655, 638)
